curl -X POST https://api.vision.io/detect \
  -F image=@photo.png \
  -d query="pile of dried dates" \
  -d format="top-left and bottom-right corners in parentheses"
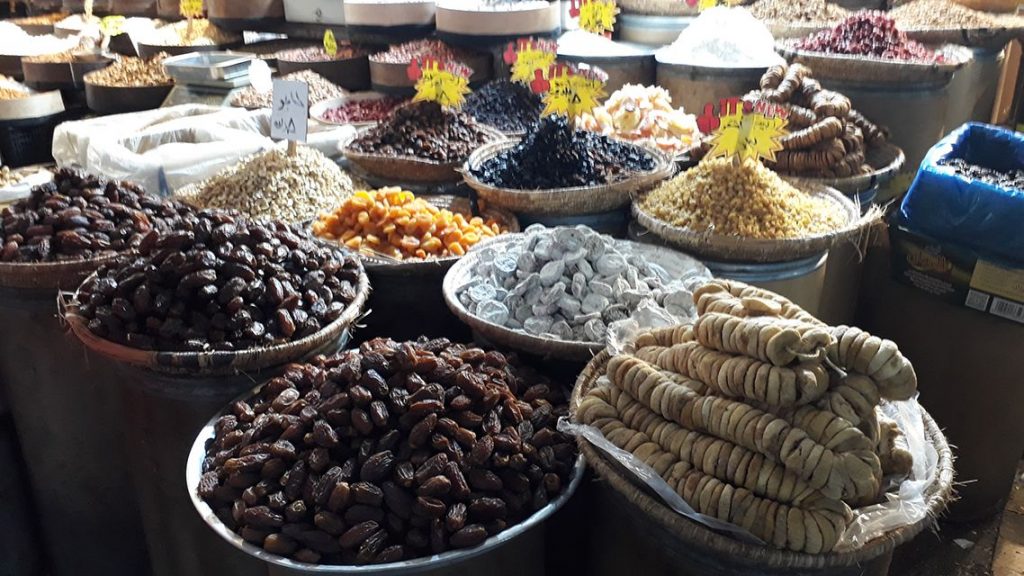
top-left (197, 337), bottom-right (577, 565)
top-left (348, 101), bottom-right (499, 164)
top-left (75, 211), bottom-right (364, 352)
top-left (471, 116), bottom-right (656, 189)
top-left (463, 80), bottom-right (543, 135)
top-left (0, 168), bottom-right (193, 263)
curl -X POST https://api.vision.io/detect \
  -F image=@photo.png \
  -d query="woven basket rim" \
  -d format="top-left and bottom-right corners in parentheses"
top-left (0, 253), bottom-right (123, 290)
top-left (441, 233), bottom-right (711, 362)
top-left (571, 349), bottom-right (956, 569)
top-left (461, 139), bottom-right (675, 216)
top-left (64, 254), bottom-right (371, 375)
top-left (632, 180), bottom-right (864, 263)
top-left (780, 142), bottom-right (906, 195)
top-left (776, 42), bottom-right (973, 82)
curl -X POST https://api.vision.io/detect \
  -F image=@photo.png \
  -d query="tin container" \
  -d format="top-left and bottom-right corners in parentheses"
top-left (163, 51), bottom-right (254, 83)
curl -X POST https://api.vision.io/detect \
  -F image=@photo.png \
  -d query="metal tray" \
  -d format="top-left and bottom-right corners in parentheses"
top-left (163, 51), bottom-right (254, 83)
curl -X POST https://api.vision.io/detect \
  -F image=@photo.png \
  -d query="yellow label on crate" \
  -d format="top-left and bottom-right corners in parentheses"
top-left (410, 58), bottom-right (471, 109)
top-left (541, 64), bottom-right (606, 119)
top-left (180, 0), bottom-right (204, 19)
top-left (971, 260), bottom-right (1024, 303)
top-left (504, 38), bottom-right (557, 85)
top-left (100, 15), bottom-right (126, 37)
top-left (707, 101), bottom-right (789, 164)
top-left (323, 29), bottom-right (338, 57)
top-left (578, 0), bottom-right (618, 35)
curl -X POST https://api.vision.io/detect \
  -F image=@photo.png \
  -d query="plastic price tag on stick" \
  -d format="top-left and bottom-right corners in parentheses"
top-left (699, 97), bottom-right (789, 164)
top-left (100, 16), bottom-right (126, 37)
top-left (323, 30), bottom-right (338, 57)
top-left (180, 0), bottom-right (204, 19)
top-left (406, 57), bottom-right (472, 109)
top-left (577, 0), bottom-right (619, 36)
top-left (533, 63), bottom-right (607, 121)
top-left (503, 37), bottom-right (557, 85)
top-left (271, 79), bottom-right (309, 152)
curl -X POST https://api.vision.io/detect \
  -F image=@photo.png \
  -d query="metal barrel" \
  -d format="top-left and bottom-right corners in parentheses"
top-left (0, 285), bottom-right (150, 576)
top-left (109, 331), bottom-right (350, 576)
top-left (656, 62), bottom-right (767, 122)
top-left (702, 253), bottom-right (830, 318)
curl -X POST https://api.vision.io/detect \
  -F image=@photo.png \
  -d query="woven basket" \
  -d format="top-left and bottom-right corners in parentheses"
top-left (63, 256), bottom-right (371, 376)
top-left (316, 195), bottom-right (521, 276)
top-left (778, 142), bottom-right (906, 196)
top-left (903, 26), bottom-right (1024, 51)
top-left (776, 43), bottom-right (973, 87)
top-left (441, 234), bottom-right (710, 362)
top-left (341, 125), bottom-right (507, 184)
top-left (633, 181), bottom-right (865, 263)
top-left (571, 350), bottom-right (955, 571)
top-left (462, 140), bottom-right (675, 217)
top-left (0, 253), bottom-right (121, 291)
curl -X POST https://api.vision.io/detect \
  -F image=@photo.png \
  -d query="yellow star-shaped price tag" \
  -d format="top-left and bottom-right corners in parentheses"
top-left (541, 65), bottom-right (607, 119)
top-left (100, 15), bottom-right (126, 37)
top-left (323, 30), bottom-right (338, 57)
top-left (697, 0), bottom-right (718, 11)
top-left (578, 0), bottom-right (618, 35)
top-left (506, 39), bottom-right (557, 85)
top-left (412, 59), bottom-right (471, 109)
top-left (707, 105), bottom-right (788, 164)
top-left (180, 0), bottom-right (204, 19)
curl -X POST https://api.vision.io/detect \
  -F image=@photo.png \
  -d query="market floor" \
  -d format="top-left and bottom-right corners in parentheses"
top-left (891, 463), bottom-right (1024, 575)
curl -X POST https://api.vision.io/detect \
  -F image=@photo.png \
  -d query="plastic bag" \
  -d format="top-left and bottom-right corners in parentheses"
top-left (898, 122), bottom-right (1024, 264)
top-left (561, 380), bottom-right (935, 552)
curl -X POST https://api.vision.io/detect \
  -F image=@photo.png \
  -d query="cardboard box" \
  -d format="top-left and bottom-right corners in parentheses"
top-left (890, 222), bottom-right (1024, 325)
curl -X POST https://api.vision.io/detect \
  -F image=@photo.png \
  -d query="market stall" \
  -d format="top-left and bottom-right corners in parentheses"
top-left (2, 0), bottom-right (1023, 574)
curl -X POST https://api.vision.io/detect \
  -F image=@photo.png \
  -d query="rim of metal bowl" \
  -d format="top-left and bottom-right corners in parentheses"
top-left (186, 383), bottom-right (586, 575)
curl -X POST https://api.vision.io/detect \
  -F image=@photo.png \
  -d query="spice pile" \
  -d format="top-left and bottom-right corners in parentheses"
top-left (457, 225), bottom-right (702, 342)
top-left (463, 80), bottom-right (543, 135)
top-left (0, 168), bottom-right (192, 263)
top-left (743, 64), bottom-right (888, 177)
top-left (0, 75), bottom-right (32, 100)
top-left (579, 84), bottom-right (700, 157)
top-left (890, 0), bottom-right (1010, 29)
top-left (0, 22), bottom-right (82, 56)
top-left (231, 70), bottom-right (345, 109)
top-left (558, 30), bottom-right (650, 57)
top-left (178, 146), bottom-right (359, 224)
top-left (313, 188), bottom-right (506, 259)
top-left (23, 49), bottom-right (104, 64)
top-left (939, 157), bottom-right (1024, 189)
top-left (794, 12), bottom-right (943, 62)
top-left (641, 158), bottom-right (847, 239)
top-left (576, 279), bottom-right (918, 553)
top-left (0, 167), bottom-right (21, 188)
top-left (197, 336), bottom-right (577, 564)
top-left (370, 39), bottom-right (474, 65)
top-left (472, 116), bottom-right (655, 190)
top-left (84, 53), bottom-right (172, 87)
top-left (748, 0), bottom-right (849, 26)
top-left (278, 45), bottom-right (363, 62)
top-left (657, 7), bottom-right (785, 68)
top-left (76, 211), bottom-right (364, 351)
top-left (11, 12), bottom-right (69, 25)
top-left (318, 97), bottom-right (406, 125)
top-left (348, 101), bottom-right (498, 164)
top-left (148, 19), bottom-right (240, 47)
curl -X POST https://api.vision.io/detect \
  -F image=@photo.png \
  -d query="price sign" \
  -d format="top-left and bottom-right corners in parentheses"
top-left (406, 57), bottom-right (472, 109)
top-left (576, 0), bottom-right (618, 36)
top-left (503, 37), bottom-right (557, 85)
top-left (323, 29), bottom-right (338, 57)
top-left (100, 15), bottom-right (126, 37)
top-left (699, 97), bottom-right (789, 163)
top-left (271, 79), bottom-right (309, 143)
top-left (180, 0), bottom-right (204, 19)
top-left (532, 63), bottom-right (607, 120)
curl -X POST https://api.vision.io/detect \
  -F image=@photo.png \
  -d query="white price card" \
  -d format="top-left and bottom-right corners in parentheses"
top-left (271, 79), bottom-right (309, 142)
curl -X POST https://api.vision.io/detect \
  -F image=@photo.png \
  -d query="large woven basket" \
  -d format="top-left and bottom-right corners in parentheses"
top-left (317, 195), bottom-right (521, 276)
top-left (632, 181), bottom-right (864, 263)
top-left (776, 43), bottom-right (973, 87)
top-left (441, 234), bottom-right (710, 362)
top-left (462, 140), bottom-right (675, 216)
top-left (341, 125), bottom-right (507, 184)
top-left (571, 350), bottom-right (955, 572)
top-left (64, 255), bottom-right (371, 376)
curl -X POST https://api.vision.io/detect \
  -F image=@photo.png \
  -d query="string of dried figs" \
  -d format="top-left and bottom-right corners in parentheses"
top-left (740, 63), bottom-right (889, 178)
top-left (197, 337), bottom-right (577, 565)
top-left (0, 168), bottom-right (194, 263)
top-left (74, 210), bottom-right (365, 352)
top-left (575, 279), bottom-right (917, 553)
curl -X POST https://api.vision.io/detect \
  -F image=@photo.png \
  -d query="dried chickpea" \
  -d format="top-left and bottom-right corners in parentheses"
top-left (313, 187), bottom-right (507, 260)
